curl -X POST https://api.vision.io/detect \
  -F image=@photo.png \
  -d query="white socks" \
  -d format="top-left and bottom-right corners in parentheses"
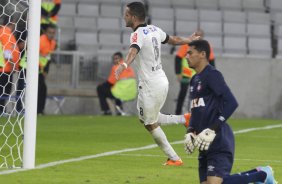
top-left (157, 113), bottom-right (185, 126)
top-left (150, 126), bottom-right (180, 161)
top-left (148, 113), bottom-right (185, 160)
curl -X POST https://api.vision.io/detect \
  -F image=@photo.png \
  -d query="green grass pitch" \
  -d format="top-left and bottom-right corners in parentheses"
top-left (0, 115), bottom-right (281, 183)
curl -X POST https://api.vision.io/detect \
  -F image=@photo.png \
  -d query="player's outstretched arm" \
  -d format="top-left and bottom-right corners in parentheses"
top-left (167, 32), bottom-right (199, 45)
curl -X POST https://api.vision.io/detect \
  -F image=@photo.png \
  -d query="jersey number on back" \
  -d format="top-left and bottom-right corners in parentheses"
top-left (152, 37), bottom-right (159, 61)
top-left (139, 107), bottom-right (144, 116)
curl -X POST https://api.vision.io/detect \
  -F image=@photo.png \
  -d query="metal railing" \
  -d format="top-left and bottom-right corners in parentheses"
top-left (46, 51), bottom-right (113, 96)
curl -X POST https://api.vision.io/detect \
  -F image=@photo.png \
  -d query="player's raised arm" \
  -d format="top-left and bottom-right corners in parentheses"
top-left (115, 47), bottom-right (138, 79)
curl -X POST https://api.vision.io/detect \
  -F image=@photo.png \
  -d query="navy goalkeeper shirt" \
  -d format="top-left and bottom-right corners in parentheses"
top-left (189, 65), bottom-right (238, 153)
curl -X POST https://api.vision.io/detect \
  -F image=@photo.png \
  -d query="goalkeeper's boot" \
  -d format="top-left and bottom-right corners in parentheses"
top-left (163, 158), bottom-right (183, 166)
top-left (255, 166), bottom-right (278, 184)
top-left (184, 113), bottom-right (191, 128)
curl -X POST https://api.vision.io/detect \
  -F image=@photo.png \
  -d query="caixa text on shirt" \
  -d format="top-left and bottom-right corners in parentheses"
top-left (190, 97), bottom-right (206, 108)
top-left (152, 64), bottom-right (162, 71)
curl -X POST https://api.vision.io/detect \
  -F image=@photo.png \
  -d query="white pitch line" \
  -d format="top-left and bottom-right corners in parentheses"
top-left (0, 124), bottom-right (281, 175)
top-left (117, 153), bottom-right (282, 163)
top-left (233, 124), bottom-right (282, 134)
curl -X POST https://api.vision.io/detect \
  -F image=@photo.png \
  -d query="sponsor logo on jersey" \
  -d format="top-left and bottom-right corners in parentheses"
top-left (143, 29), bottom-right (149, 35)
top-left (132, 33), bottom-right (138, 43)
top-left (190, 97), bottom-right (205, 108)
top-left (143, 26), bottom-right (157, 35)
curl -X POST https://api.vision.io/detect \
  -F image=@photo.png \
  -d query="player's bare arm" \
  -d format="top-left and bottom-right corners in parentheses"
top-left (167, 32), bottom-right (199, 45)
top-left (115, 47), bottom-right (138, 79)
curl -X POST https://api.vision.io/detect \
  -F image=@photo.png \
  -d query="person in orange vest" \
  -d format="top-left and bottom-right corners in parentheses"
top-left (0, 21), bottom-right (20, 114)
top-left (41, 0), bottom-right (61, 32)
top-left (38, 24), bottom-right (56, 114)
top-left (175, 29), bottom-right (215, 115)
top-left (97, 52), bottom-right (136, 115)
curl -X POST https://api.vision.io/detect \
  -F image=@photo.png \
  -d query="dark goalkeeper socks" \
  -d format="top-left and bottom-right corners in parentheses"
top-left (222, 170), bottom-right (266, 184)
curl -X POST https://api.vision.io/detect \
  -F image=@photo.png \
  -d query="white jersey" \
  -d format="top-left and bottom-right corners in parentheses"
top-left (129, 24), bottom-right (168, 81)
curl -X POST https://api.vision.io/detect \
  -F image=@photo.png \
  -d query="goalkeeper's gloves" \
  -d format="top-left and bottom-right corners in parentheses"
top-left (195, 128), bottom-right (216, 151)
top-left (184, 133), bottom-right (196, 154)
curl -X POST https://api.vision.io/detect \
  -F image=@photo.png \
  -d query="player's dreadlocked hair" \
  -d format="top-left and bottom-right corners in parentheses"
top-left (188, 40), bottom-right (210, 60)
top-left (127, 2), bottom-right (146, 21)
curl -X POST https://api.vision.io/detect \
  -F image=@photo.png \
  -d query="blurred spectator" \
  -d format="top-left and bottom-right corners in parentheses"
top-left (38, 24), bottom-right (56, 114)
top-left (174, 29), bottom-right (215, 115)
top-left (0, 21), bottom-right (20, 115)
top-left (97, 52), bottom-right (136, 115)
top-left (16, 30), bottom-right (27, 114)
top-left (41, 0), bottom-right (61, 32)
top-left (174, 44), bottom-right (195, 115)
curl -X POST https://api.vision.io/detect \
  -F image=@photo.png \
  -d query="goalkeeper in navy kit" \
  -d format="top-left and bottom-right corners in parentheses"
top-left (184, 40), bottom-right (277, 184)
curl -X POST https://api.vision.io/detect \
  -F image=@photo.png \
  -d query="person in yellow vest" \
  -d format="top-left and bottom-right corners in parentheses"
top-left (41, 0), bottom-right (61, 32)
top-left (38, 24), bottom-right (56, 114)
top-left (174, 29), bottom-right (215, 115)
top-left (97, 52), bottom-right (136, 115)
top-left (0, 22), bottom-right (20, 114)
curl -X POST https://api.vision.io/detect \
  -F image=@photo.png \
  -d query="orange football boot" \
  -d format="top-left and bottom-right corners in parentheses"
top-left (163, 159), bottom-right (183, 166)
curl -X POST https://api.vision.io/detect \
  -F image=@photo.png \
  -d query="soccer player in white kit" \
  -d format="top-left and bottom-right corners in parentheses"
top-left (115, 2), bottom-right (199, 166)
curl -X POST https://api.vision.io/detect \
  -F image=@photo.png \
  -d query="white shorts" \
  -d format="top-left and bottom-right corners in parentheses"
top-left (137, 76), bottom-right (169, 125)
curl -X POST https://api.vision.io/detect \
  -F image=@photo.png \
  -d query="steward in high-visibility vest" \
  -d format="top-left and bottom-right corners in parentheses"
top-left (0, 24), bottom-right (20, 114)
top-left (174, 33), bottom-right (216, 114)
top-left (174, 44), bottom-right (196, 115)
top-left (0, 25), bottom-right (20, 73)
top-left (175, 44), bottom-right (196, 83)
top-left (38, 24), bottom-right (56, 115)
top-left (41, 0), bottom-right (61, 26)
top-left (109, 61), bottom-right (136, 101)
top-left (97, 52), bottom-right (137, 115)
top-left (39, 25), bottom-right (56, 73)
